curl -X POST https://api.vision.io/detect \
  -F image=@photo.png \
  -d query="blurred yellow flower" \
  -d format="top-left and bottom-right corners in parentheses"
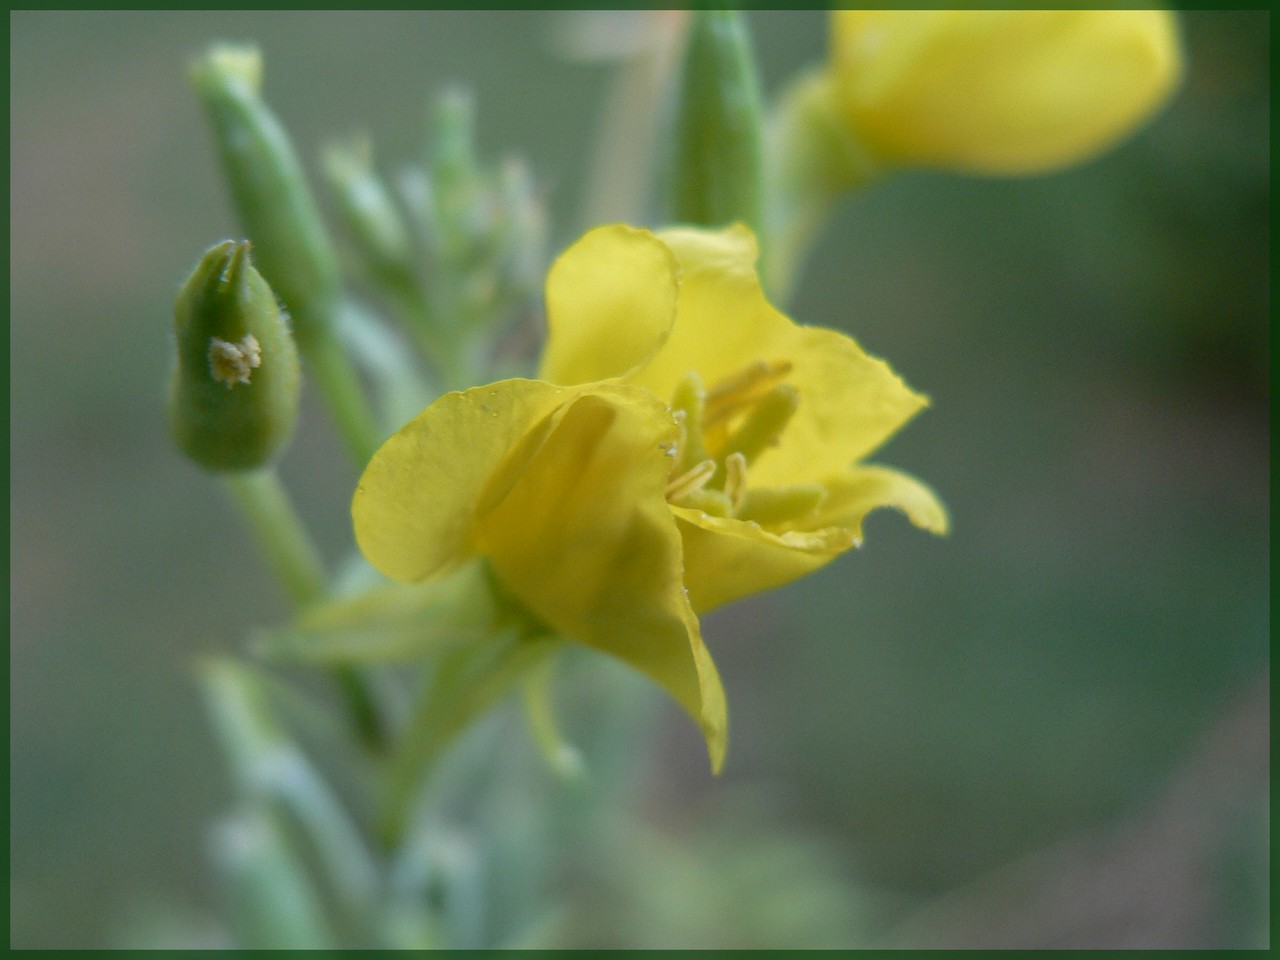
top-left (353, 224), bottom-right (947, 771)
top-left (829, 10), bottom-right (1182, 175)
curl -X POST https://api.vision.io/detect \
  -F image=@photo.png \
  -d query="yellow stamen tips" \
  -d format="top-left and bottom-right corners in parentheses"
top-left (722, 452), bottom-right (748, 511)
top-left (719, 384), bottom-right (799, 464)
top-left (208, 334), bottom-right (263, 388)
top-left (737, 484), bottom-right (827, 526)
top-left (666, 458), bottom-right (717, 502)
top-left (704, 360), bottom-right (793, 426)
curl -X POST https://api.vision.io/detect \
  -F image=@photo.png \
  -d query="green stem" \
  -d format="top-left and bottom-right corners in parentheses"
top-left (378, 632), bottom-right (561, 850)
top-left (223, 469), bottom-right (326, 607)
top-left (302, 324), bottom-right (384, 466)
top-left (222, 468), bottom-right (385, 749)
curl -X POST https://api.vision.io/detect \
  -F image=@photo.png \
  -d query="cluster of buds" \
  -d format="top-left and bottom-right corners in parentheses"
top-left (325, 89), bottom-right (548, 386)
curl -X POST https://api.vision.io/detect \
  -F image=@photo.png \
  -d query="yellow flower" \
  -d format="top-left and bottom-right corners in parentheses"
top-left (353, 224), bottom-right (947, 771)
top-left (829, 10), bottom-right (1182, 175)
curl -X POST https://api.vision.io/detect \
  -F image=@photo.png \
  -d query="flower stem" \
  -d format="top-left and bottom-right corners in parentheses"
top-left (302, 324), bottom-right (383, 467)
top-left (223, 469), bottom-right (327, 607)
top-left (222, 468), bottom-right (385, 749)
top-left (378, 632), bottom-right (561, 850)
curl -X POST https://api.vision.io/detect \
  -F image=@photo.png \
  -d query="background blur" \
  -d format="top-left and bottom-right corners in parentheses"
top-left (10, 11), bottom-right (1268, 949)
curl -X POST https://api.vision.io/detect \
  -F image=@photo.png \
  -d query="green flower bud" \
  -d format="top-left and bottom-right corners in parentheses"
top-left (169, 241), bottom-right (301, 472)
top-left (670, 10), bottom-right (765, 236)
top-left (190, 45), bottom-right (343, 347)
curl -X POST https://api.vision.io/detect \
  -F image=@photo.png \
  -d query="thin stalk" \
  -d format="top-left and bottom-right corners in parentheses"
top-left (223, 469), bottom-right (326, 607)
top-left (301, 325), bottom-right (384, 467)
top-left (378, 633), bottom-right (561, 850)
top-left (222, 468), bottom-right (384, 749)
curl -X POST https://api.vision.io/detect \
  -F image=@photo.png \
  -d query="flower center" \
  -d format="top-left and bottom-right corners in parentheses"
top-left (664, 361), bottom-right (827, 526)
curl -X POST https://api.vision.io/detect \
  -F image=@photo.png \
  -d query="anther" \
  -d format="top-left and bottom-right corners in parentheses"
top-left (208, 333), bottom-right (263, 387)
top-left (722, 452), bottom-right (748, 511)
top-left (703, 360), bottom-right (793, 426)
top-left (718, 384), bottom-right (799, 464)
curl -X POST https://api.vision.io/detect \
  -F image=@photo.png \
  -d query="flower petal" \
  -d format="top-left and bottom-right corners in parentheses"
top-left (476, 384), bottom-right (728, 770)
top-left (811, 464), bottom-right (950, 540)
top-left (632, 225), bottom-right (928, 485)
top-left (353, 379), bottom-right (574, 583)
top-left (672, 464), bottom-right (946, 613)
top-left (538, 224), bottom-right (680, 386)
top-left (672, 505), bottom-right (857, 613)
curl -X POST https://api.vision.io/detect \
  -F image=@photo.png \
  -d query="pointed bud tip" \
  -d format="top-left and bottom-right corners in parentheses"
top-left (189, 43), bottom-right (263, 96)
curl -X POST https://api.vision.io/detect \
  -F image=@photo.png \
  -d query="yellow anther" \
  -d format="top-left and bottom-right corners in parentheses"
top-left (721, 452), bottom-right (748, 511)
top-left (717, 384), bottom-right (799, 464)
top-left (665, 458), bottom-right (717, 502)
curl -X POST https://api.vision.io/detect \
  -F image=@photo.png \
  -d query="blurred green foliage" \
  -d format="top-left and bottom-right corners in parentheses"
top-left (9, 11), bottom-right (1268, 948)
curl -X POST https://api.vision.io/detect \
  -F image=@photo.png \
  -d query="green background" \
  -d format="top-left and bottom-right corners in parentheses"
top-left (10, 10), bottom-right (1269, 948)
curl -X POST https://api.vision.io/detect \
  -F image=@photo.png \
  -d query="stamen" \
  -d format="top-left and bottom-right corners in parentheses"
top-left (718, 385), bottom-right (799, 464)
top-left (208, 334), bottom-right (262, 388)
top-left (665, 458), bottom-right (717, 501)
top-left (721, 452), bottom-right (748, 511)
top-left (703, 360), bottom-right (793, 426)
top-left (669, 372), bottom-right (709, 471)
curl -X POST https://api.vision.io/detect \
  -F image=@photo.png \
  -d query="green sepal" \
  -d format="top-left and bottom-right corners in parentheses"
top-left (253, 561), bottom-right (502, 665)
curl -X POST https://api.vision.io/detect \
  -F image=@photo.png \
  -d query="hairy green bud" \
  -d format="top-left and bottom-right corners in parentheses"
top-left (170, 241), bottom-right (301, 472)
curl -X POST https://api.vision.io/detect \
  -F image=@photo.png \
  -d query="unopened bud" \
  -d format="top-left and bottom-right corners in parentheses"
top-left (828, 10), bottom-right (1183, 176)
top-left (670, 10), bottom-right (765, 235)
top-left (169, 241), bottom-right (301, 472)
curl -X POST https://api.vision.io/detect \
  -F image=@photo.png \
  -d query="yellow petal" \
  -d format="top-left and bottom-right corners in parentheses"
top-left (811, 464), bottom-right (950, 541)
top-left (831, 10), bottom-right (1182, 175)
top-left (476, 384), bottom-right (727, 770)
top-left (538, 224), bottom-right (680, 386)
top-left (674, 464), bottom-right (946, 612)
top-left (634, 225), bottom-right (928, 486)
top-left (672, 505), bottom-right (856, 614)
top-left (353, 379), bottom-right (574, 583)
